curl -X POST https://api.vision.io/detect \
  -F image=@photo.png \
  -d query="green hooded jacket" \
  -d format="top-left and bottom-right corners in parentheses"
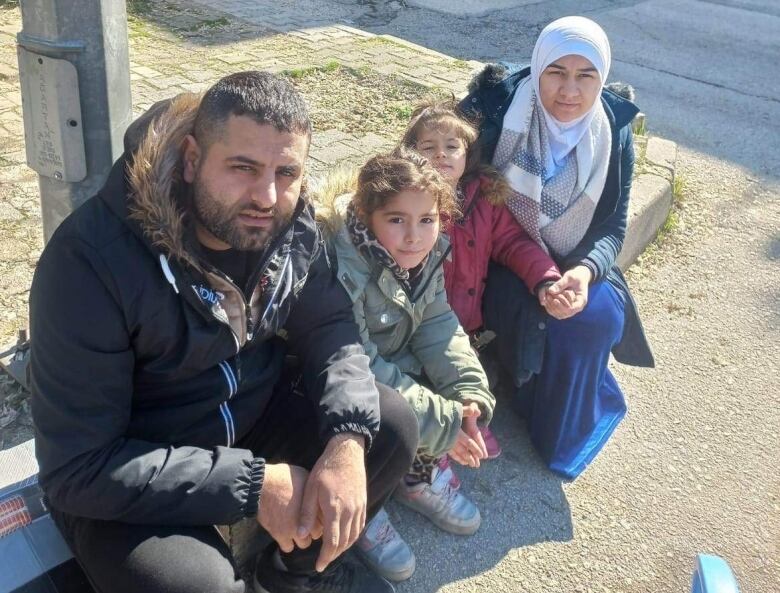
top-left (320, 195), bottom-right (495, 457)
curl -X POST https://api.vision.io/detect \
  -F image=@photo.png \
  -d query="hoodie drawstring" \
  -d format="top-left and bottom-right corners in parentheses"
top-left (159, 254), bottom-right (180, 294)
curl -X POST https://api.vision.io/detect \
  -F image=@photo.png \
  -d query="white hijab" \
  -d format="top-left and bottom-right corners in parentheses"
top-left (532, 16), bottom-right (612, 174)
top-left (493, 16), bottom-right (614, 257)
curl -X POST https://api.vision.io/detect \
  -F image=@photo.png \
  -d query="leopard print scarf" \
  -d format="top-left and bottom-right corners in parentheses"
top-left (346, 201), bottom-right (427, 295)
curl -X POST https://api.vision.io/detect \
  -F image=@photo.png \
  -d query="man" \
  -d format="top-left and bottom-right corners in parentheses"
top-left (29, 71), bottom-right (418, 593)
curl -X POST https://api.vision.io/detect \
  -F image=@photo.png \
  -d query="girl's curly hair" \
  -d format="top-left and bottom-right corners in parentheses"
top-left (353, 146), bottom-right (458, 222)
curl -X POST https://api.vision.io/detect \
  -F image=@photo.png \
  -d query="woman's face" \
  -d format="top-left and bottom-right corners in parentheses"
top-left (369, 189), bottom-right (440, 270)
top-left (538, 54), bottom-right (602, 122)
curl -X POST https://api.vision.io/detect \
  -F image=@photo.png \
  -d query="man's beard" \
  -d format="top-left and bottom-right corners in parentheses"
top-left (190, 177), bottom-right (293, 251)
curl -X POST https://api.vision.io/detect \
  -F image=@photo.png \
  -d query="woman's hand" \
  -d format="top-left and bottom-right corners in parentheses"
top-left (449, 403), bottom-right (488, 468)
top-left (539, 265), bottom-right (592, 319)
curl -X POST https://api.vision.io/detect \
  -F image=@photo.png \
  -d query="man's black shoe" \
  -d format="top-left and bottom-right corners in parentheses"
top-left (253, 545), bottom-right (395, 593)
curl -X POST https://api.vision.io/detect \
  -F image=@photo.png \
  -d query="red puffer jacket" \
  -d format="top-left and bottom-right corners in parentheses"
top-left (443, 176), bottom-right (561, 333)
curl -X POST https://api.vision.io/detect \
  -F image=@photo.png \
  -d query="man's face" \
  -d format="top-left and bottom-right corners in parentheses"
top-left (182, 115), bottom-right (310, 251)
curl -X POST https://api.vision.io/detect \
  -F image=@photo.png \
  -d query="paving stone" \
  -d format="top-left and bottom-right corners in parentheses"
top-left (214, 52), bottom-right (253, 65)
top-left (309, 141), bottom-right (361, 166)
top-left (0, 202), bottom-right (23, 223)
top-left (131, 65), bottom-right (164, 78)
top-left (0, 62), bottom-right (17, 80)
top-left (310, 129), bottom-right (353, 148)
top-left (373, 63), bottom-right (401, 75)
top-left (342, 132), bottom-right (391, 154)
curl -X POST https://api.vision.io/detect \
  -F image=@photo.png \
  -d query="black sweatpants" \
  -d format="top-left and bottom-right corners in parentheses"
top-left (51, 382), bottom-right (418, 593)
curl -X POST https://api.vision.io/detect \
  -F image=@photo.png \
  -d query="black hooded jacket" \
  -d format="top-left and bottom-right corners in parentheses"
top-left (29, 94), bottom-right (380, 526)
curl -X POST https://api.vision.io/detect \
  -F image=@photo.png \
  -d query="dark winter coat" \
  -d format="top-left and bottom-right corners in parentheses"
top-left (29, 94), bottom-right (380, 527)
top-left (460, 64), bottom-right (654, 369)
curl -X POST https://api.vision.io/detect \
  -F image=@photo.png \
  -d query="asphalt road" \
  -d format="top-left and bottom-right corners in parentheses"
top-left (349, 1), bottom-right (780, 592)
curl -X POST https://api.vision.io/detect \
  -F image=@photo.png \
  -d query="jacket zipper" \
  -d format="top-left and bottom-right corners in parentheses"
top-left (411, 244), bottom-right (453, 302)
top-left (218, 360), bottom-right (238, 446)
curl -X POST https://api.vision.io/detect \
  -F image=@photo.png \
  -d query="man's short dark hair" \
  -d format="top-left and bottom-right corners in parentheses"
top-left (193, 71), bottom-right (312, 150)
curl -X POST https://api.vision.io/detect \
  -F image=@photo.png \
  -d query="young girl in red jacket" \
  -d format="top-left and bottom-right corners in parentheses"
top-left (401, 99), bottom-right (563, 457)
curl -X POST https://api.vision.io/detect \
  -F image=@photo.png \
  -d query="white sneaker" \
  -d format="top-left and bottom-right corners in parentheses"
top-left (394, 466), bottom-right (481, 535)
top-left (354, 507), bottom-right (415, 582)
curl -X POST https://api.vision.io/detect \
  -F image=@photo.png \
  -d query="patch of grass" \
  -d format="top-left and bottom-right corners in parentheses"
top-left (660, 208), bottom-right (680, 235)
top-left (653, 172), bottom-right (687, 244)
top-left (181, 16), bottom-right (231, 32)
top-left (361, 37), bottom-right (400, 47)
top-left (633, 116), bottom-right (647, 136)
top-left (200, 16), bottom-right (230, 29)
top-left (672, 173), bottom-right (685, 202)
top-left (127, 0), bottom-right (153, 16)
top-left (391, 104), bottom-right (413, 119)
top-left (284, 66), bottom-right (320, 79)
top-left (283, 65), bottom-right (447, 139)
top-left (0, 0), bottom-right (19, 9)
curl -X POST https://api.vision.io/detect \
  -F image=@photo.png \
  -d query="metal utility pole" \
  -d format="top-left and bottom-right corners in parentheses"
top-left (1, 0), bottom-right (132, 387)
top-left (16, 0), bottom-right (132, 242)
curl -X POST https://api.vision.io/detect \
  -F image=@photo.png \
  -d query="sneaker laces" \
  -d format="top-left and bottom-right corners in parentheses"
top-left (430, 467), bottom-right (459, 507)
top-left (372, 519), bottom-right (397, 546)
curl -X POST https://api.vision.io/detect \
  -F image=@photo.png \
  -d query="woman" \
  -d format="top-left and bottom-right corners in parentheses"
top-left (460, 16), bottom-right (654, 479)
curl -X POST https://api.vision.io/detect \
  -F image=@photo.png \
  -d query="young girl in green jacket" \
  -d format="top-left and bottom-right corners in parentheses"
top-left (317, 148), bottom-right (495, 582)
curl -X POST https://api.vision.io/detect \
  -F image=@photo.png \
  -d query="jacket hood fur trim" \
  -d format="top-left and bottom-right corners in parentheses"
top-left (311, 164), bottom-right (359, 241)
top-left (126, 93), bottom-right (203, 272)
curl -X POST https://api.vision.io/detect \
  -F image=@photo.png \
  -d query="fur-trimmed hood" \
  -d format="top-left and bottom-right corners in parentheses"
top-left (124, 93), bottom-right (203, 271)
top-left (310, 164), bottom-right (359, 243)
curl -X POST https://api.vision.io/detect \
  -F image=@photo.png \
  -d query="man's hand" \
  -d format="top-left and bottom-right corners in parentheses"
top-left (298, 434), bottom-right (367, 572)
top-left (256, 463), bottom-right (310, 553)
top-left (449, 402), bottom-right (488, 468)
top-left (540, 265), bottom-right (592, 319)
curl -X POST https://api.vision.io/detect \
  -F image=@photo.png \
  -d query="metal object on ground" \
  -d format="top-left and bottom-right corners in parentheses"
top-left (0, 440), bottom-right (85, 593)
top-left (691, 553), bottom-right (741, 593)
top-left (0, 329), bottom-right (30, 392)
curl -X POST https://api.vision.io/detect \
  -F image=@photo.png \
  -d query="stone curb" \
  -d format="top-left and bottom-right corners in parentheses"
top-left (617, 136), bottom-right (678, 271)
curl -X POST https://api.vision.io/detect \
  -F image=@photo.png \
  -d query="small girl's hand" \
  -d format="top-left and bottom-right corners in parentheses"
top-left (449, 429), bottom-right (482, 467)
top-left (449, 403), bottom-right (488, 467)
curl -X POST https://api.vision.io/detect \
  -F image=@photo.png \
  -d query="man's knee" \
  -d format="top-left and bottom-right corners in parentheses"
top-left (59, 515), bottom-right (246, 593)
top-left (374, 383), bottom-right (419, 469)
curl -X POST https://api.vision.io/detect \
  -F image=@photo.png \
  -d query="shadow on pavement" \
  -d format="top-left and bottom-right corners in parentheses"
top-left (394, 404), bottom-right (573, 592)
top-left (227, 404), bottom-right (573, 591)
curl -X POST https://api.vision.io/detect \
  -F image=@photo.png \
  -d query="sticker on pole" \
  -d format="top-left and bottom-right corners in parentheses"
top-left (17, 48), bottom-right (87, 182)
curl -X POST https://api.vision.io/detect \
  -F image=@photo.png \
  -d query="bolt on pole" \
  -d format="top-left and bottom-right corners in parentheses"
top-left (16, 0), bottom-right (132, 242)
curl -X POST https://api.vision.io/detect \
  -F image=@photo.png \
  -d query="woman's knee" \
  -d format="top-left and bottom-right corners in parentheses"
top-left (557, 281), bottom-right (624, 339)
